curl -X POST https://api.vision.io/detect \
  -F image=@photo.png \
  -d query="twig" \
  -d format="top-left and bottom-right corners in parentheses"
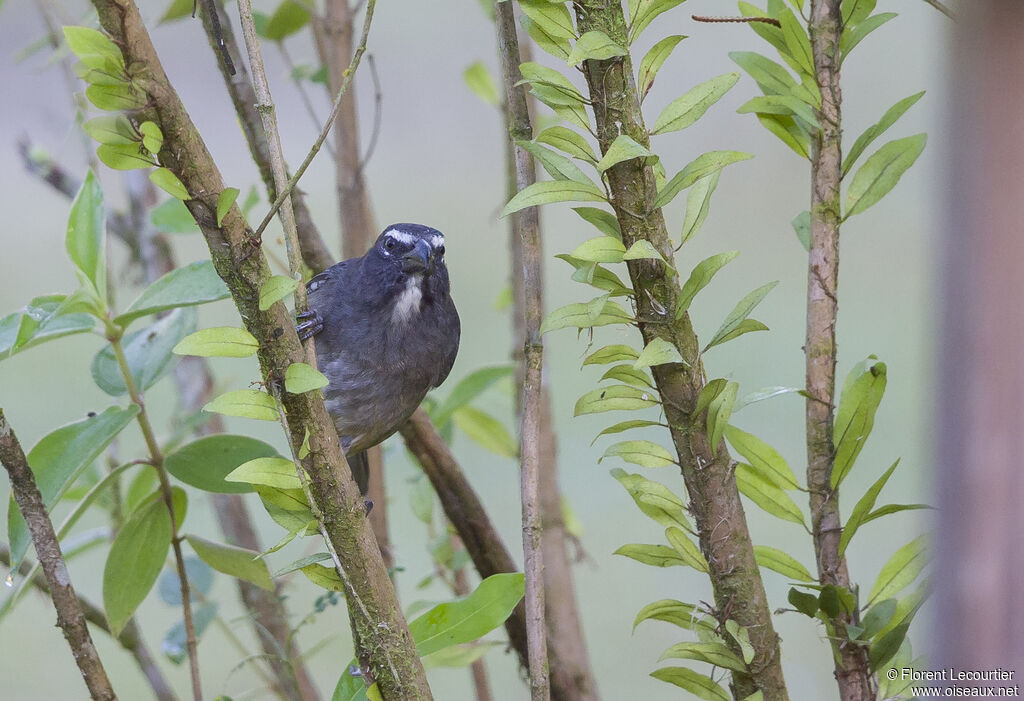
top-left (0, 409), bottom-right (118, 701)
top-left (921, 0), bottom-right (955, 20)
top-left (805, 1), bottom-right (873, 698)
top-left (358, 54), bottom-right (383, 176)
top-left (252, 1), bottom-right (375, 244)
top-left (0, 543), bottom-right (178, 701)
top-left (277, 42), bottom-right (336, 158)
top-left (108, 335), bottom-right (204, 701)
top-left (493, 3), bottom-right (548, 699)
top-left (692, 14), bottom-right (782, 27)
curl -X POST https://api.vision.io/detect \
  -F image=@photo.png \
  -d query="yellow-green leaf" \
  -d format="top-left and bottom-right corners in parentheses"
top-left (173, 327), bottom-right (259, 357)
top-left (225, 456), bottom-right (301, 489)
top-left (285, 362), bottom-right (328, 394)
top-left (217, 187), bottom-right (239, 226)
top-left (633, 337), bottom-right (683, 370)
top-left (204, 390), bottom-right (278, 421)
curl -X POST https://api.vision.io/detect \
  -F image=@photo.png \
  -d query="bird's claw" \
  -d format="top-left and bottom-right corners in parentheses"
top-left (363, 498), bottom-right (374, 515)
top-left (296, 309), bottom-right (323, 341)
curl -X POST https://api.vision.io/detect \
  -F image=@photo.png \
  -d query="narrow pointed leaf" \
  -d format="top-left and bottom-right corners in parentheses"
top-left (536, 127), bottom-right (598, 163)
top-left (117, 260), bottom-right (230, 325)
top-left (665, 527), bottom-right (709, 572)
top-left (633, 337), bottom-right (683, 369)
top-left (629, 0), bottom-right (687, 43)
top-left (610, 468), bottom-right (691, 531)
top-left (216, 187), bottom-right (239, 226)
top-left (502, 180), bottom-right (605, 217)
top-left (840, 12), bottom-right (896, 58)
top-left (103, 497), bottom-right (172, 635)
top-left (173, 326), bottom-right (259, 358)
top-left (676, 251), bottom-right (740, 318)
top-left (633, 600), bottom-right (712, 632)
top-left (567, 30), bottom-right (626, 66)
top-left (844, 92), bottom-right (925, 176)
top-left (574, 385), bottom-right (658, 415)
top-left (541, 299), bottom-right (632, 334)
top-left (259, 274), bottom-right (299, 311)
top-left (724, 424), bottom-right (800, 490)
top-left (583, 344), bottom-right (638, 366)
top-left (622, 240), bottom-right (664, 262)
top-left (839, 459), bottom-right (899, 556)
top-left (651, 73), bottom-right (739, 135)
top-left (707, 281), bottom-right (778, 350)
top-left (833, 358), bottom-right (887, 487)
top-left (638, 35), bottom-right (686, 100)
top-left (614, 544), bottom-right (686, 568)
top-left (655, 151), bottom-right (753, 209)
top-left (845, 134), bottom-right (926, 217)
top-left (204, 389), bottom-right (278, 421)
top-left (520, 15), bottom-right (571, 61)
top-left (409, 573), bottom-right (525, 656)
top-left (659, 641), bottom-right (746, 672)
top-left (517, 141), bottom-right (594, 185)
top-left (600, 440), bottom-right (675, 467)
top-left (705, 381), bottom-right (737, 456)
top-left (736, 463), bottom-right (806, 526)
top-left (868, 536), bottom-right (927, 606)
top-left (285, 362), bottom-right (329, 394)
top-left (519, 0), bottom-right (575, 40)
top-left (595, 134), bottom-right (656, 172)
top-left (185, 534), bottom-right (273, 590)
top-left (754, 545), bottom-right (814, 581)
top-left (650, 667), bottom-right (729, 701)
top-left (225, 456), bottom-right (301, 489)
top-left (150, 168), bottom-right (189, 200)
top-left (571, 236), bottom-right (626, 263)
top-left (66, 170), bottom-right (106, 301)
top-left (679, 172), bottom-right (720, 245)
top-left (452, 407), bottom-right (518, 458)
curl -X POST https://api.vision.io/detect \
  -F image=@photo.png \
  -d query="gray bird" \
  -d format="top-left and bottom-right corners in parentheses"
top-left (296, 223), bottom-right (460, 495)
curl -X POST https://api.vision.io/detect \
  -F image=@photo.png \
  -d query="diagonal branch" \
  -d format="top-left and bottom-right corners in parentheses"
top-left (0, 409), bottom-right (118, 701)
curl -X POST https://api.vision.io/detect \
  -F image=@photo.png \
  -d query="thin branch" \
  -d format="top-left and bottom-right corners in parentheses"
top-left (0, 543), bottom-right (178, 701)
top-left (0, 409), bottom-right (118, 701)
top-left (692, 14), bottom-right (782, 27)
top-left (921, 0), bottom-right (955, 20)
top-left (806, 1), bottom-right (873, 698)
top-left (494, 3), bottom-right (548, 698)
top-left (277, 42), bottom-right (336, 158)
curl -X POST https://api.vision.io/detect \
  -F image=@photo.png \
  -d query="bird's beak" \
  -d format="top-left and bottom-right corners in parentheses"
top-left (401, 239), bottom-right (434, 275)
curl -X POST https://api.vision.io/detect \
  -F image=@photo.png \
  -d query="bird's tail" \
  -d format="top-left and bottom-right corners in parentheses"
top-left (347, 450), bottom-right (370, 496)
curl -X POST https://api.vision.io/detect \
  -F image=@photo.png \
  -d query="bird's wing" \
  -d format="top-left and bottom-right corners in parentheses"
top-left (434, 303), bottom-right (460, 388)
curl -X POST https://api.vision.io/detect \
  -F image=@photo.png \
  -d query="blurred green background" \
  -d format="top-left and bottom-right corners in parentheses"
top-left (0, 1), bottom-right (945, 698)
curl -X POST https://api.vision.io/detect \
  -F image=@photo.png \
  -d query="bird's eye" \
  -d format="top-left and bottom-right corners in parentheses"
top-left (437, 245), bottom-right (445, 256)
top-left (384, 238), bottom-right (396, 251)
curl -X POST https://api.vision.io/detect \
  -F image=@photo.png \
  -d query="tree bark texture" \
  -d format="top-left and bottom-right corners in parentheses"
top-left (572, 2), bottom-right (789, 698)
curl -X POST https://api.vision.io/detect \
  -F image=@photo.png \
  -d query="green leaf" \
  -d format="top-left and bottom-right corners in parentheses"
top-left (724, 424), bottom-right (800, 490)
top-left (592, 419), bottom-right (661, 443)
top-left (261, 0), bottom-right (311, 40)
top-left (517, 63), bottom-right (585, 107)
top-left (754, 545), bottom-right (814, 581)
top-left (409, 573), bottom-right (525, 656)
top-left (518, 0), bottom-right (575, 40)
top-left (600, 440), bottom-right (674, 468)
top-left (655, 151), bottom-right (753, 209)
top-left (285, 362), bottom-right (329, 394)
top-left (650, 667), bottom-right (730, 701)
top-left (737, 95), bottom-right (817, 130)
top-left (83, 115), bottom-right (137, 145)
top-left (628, 0), bottom-right (687, 43)
top-left (536, 127), bottom-right (598, 164)
top-left (463, 61), bottom-right (499, 106)
top-left (729, 50), bottom-right (817, 105)
top-left (540, 299), bottom-right (632, 334)
top-left (0, 302), bottom-right (94, 360)
top-left (66, 170), bottom-right (106, 301)
top-left (274, 553), bottom-right (332, 578)
top-left (185, 534), bottom-right (274, 591)
top-left (422, 642), bottom-right (500, 670)
top-left (165, 434), bottom-right (278, 494)
top-left (832, 358), bottom-right (887, 487)
top-left (567, 30), bottom-right (626, 67)
top-left (103, 496), bottom-right (172, 635)
top-left (659, 641), bottom-right (746, 672)
top-left (91, 307), bottom-right (195, 395)
top-left (150, 168), bottom-right (190, 200)
top-left (633, 337), bottom-right (683, 370)
top-left (520, 15), bottom-right (571, 61)
top-left (452, 407), bottom-right (517, 458)
top-left (676, 251), bottom-right (739, 318)
top-left (259, 274), bottom-right (299, 311)
top-left (6, 406), bottom-right (139, 570)
top-left (664, 526), bottom-right (709, 572)
top-left (86, 83), bottom-right (146, 111)
top-left (869, 622), bottom-right (910, 672)
top-left (502, 180), bottom-right (605, 217)
top-left (736, 463), bottom-right (806, 526)
top-left (138, 121), bottom-right (163, 155)
top-left (859, 599), bottom-right (897, 640)
top-left (204, 389), bottom-right (279, 421)
top-left (651, 73), bottom-right (740, 135)
top-left (737, 385), bottom-right (800, 409)
top-left (679, 172), bottom-right (720, 246)
top-left (841, 0), bottom-right (876, 25)
top-left (517, 141), bottom-right (594, 185)
top-left (840, 12), bottom-right (896, 59)
top-left (705, 380), bottom-right (737, 456)
top-left (116, 260), bottom-right (229, 325)
top-left (409, 476), bottom-right (434, 525)
top-left (637, 35), bottom-right (686, 101)
top-left (845, 134), bottom-right (926, 218)
top-left (757, 112), bottom-right (810, 158)
top-left (614, 543), bottom-right (687, 568)
top-left (791, 210), bottom-right (811, 250)
top-left (97, 143), bottom-right (155, 175)
top-left (431, 365), bottom-right (513, 427)
top-left (574, 385), bottom-right (658, 416)
top-left (162, 602), bottom-right (218, 664)
top-left (160, 0), bottom-right (194, 23)
top-left (595, 134), bottom-right (656, 172)
top-left (216, 187), bottom-right (239, 226)
top-left (300, 562), bottom-right (347, 591)
top-left (601, 364), bottom-right (652, 389)
top-left (63, 26), bottom-right (123, 70)
top-left (843, 92), bottom-right (925, 176)
top-left (332, 667), bottom-right (368, 701)
top-left (788, 587), bottom-right (820, 617)
top-left (570, 236), bottom-right (626, 263)
top-left (622, 240), bottom-right (664, 262)
top-left (225, 457), bottom-right (300, 489)
top-left (839, 459), bottom-right (899, 557)
top-left (610, 468), bottom-right (691, 531)
top-left (868, 535), bottom-right (927, 606)
top-left (778, 9), bottom-right (813, 76)
top-left (173, 326), bottom-right (259, 358)
top-left (634, 599), bottom-right (712, 632)
top-left (861, 503), bottom-right (932, 525)
top-left (151, 198), bottom-right (199, 233)
top-left (706, 281), bottom-right (778, 350)
top-left (583, 344), bottom-right (638, 366)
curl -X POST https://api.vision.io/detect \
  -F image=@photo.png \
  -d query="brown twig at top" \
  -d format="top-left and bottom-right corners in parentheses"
top-left (0, 409), bottom-right (118, 701)
top-left (805, 1), bottom-right (873, 699)
top-left (493, 3), bottom-right (548, 699)
top-left (692, 14), bottom-right (782, 27)
top-left (0, 542), bottom-right (177, 701)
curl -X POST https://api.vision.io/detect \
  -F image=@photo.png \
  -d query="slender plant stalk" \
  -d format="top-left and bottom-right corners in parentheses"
top-left (87, 0), bottom-right (431, 695)
top-left (0, 409), bottom-right (118, 701)
top-left (494, 4), bottom-right (548, 698)
top-left (805, 2), bottom-right (874, 698)
top-left (108, 335), bottom-right (203, 701)
top-left (570, 2), bottom-right (789, 697)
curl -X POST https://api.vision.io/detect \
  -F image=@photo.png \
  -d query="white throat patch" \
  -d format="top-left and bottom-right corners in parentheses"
top-left (392, 276), bottom-right (423, 322)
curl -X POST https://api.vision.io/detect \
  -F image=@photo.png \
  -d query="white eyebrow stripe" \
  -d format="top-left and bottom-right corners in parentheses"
top-left (384, 229), bottom-right (417, 245)
top-left (430, 234), bottom-right (445, 248)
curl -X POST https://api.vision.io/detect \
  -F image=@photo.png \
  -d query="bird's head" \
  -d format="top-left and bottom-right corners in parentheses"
top-left (368, 223), bottom-right (450, 321)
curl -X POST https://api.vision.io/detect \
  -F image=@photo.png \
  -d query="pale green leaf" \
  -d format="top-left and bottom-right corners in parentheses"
top-left (778, 9), bottom-right (813, 76)
top-left (600, 440), bottom-right (674, 468)
top-left (409, 573), bottom-right (525, 656)
top-left (665, 526), bottom-right (709, 572)
top-left (706, 281), bottom-right (778, 350)
top-left (165, 434), bottom-right (277, 494)
top-left (138, 121), bottom-right (163, 155)
top-left (63, 26), bottom-right (123, 70)
top-left (574, 385), bottom-right (658, 416)
top-left (185, 534), bottom-right (273, 590)
top-left (679, 172), bottom-right (720, 246)
top-left (116, 260), bottom-right (229, 325)
top-left (753, 545), bottom-right (814, 581)
top-left (452, 407), bottom-right (518, 458)
top-left (150, 168), bottom-right (190, 200)
top-left (651, 73), bottom-right (739, 135)
top-left (66, 170), bottom-right (106, 302)
top-left (592, 419), bottom-right (662, 443)
top-left (517, 62), bottom-right (585, 107)
top-left (431, 365), bottom-right (514, 427)
top-left (520, 15), bottom-right (572, 61)
top-left (173, 326), bottom-right (259, 358)
top-left (757, 112), bottom-right (810, 158)
top-left (610, 468), bottom-right (691, 531)
top-left (724, 424), bottom-right (800, 490)
top-left (83, 115), bottom-right (136, 145)
top-left (633, 337), bottom-right (682, 370)
top-left (637, 35), bottom-right (686, 101)
top-left (86, 83), bottom-right (146, 111)
top-left (259, 274), bottom-right (299, 311)
top-left (833, 358), bottom-right (887, 487)
top-left (676, 250), bottom-right (739, 319)
top-left (629, 0), bottom-right (687, 43)
top-left (655, 151), bottom-right (753, 209)
top-left (650, 667), bottom-right (730, 701)
top-left (204, 389), bottom-right (278, 421)
top-left (736, 463), bottom-right (806, 526)
top-left (285, 362), bottom-right (329, 394)
top-left (595, 134), bottom-right (656, 172)
top-left (536, 127), bottom-right (598, 163)
top-left (96, 142), bottom-right (156, 171)
top-left (844, 93), bottom-right (925, 176)
top-left (868, 536), bottom-right (927, 606)
top-left (614, 543), bottom-right (687, 568)
top-left (216, 187), bottom-right (239, 226)
top-left (261, 0), bottom-right (311, 40)
top-left (517, 141), bottom-right (594, 185)
top-left (225, 456), bottom-right (301, 489)
top-left (839, 459), bottom-right (899, 557)
top-left (840, 12), bottom-right (896, 59)
top-left (705, 380), bottom-right (737, 455)
top-left (583, 344), bottom-right (638, 366)
top-left (845, 134), bottom-right (926, 218)
top-left (737, 94), bottom-right (817, 129)
top-left (150, 198), bottom-right (199, 233)
top-left (501, 180), bottom-right (605, 217)
top-left (103, 497), bottom-right (171, 635)
top-left (633, 599), bottom-right (712, 632)
top-left (659, 641), bottom-right (746, 672)
top-left (571, 237), bottom-right (626, 264)
top-left (622, 240), bottom-right (664, 262)
top-left (519, 0), bottom-right (575, 40)
top-left (540, 299), bottom-right (632, 334)
top-left (792, 209), bottom-right (811, 250)
top-left (567, 30), bottom-right (626, 67)
top-left (463, 61), bottom-right (499, 106)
